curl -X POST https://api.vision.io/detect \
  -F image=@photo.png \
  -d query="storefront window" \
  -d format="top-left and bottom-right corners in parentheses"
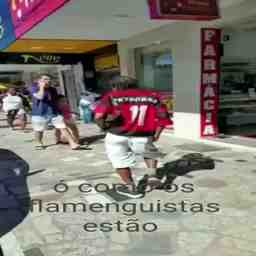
top-left (219, 29), bottom-right (256, 137)
top-left (135, 46), bottom-right (173, 123)
top-left (135, 48), bottom-right (173, 92)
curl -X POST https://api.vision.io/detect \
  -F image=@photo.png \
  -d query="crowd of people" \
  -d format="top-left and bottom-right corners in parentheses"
top-left (0, 73), bottom-right (172, 198)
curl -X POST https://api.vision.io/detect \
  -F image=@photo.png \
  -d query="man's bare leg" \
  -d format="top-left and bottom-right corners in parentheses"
top-left (20, 116), bottom-right (27, 130)
top-left (144, 158), bottom-right (158, 168)
top-left (114, 167), bottom-right (143, 198)
top-left (59, 128), bottom-right (80, 149)
top-left (66, 123), bottom-right (80, 144)
top-left (116, 167), bottom-right (134, 185)
top-left (34, 131), bottom-right (44, 148)
top-left (143, 158), bottom-right (162, 188)
top-left (55, 129), bottom-right (62, 143)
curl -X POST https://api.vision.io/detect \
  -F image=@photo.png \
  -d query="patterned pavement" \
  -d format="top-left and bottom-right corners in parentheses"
top-left (0, 116), bottom-right (256, 256)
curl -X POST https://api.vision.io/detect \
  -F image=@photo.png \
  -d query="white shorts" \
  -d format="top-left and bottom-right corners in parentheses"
top-left (32, 115), bottom-right (66, 132)
top-left (105, 133), bottom-right (151, 169)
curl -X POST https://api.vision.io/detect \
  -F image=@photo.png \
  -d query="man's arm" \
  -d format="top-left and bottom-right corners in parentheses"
top-left (2, 97), bottom-right (8, 112)
top-left (33, 85), bottom-right (45, 100)
top-left (154, 100), bottom-right (173, 141)
top-left (153, 126), bottom-right (164, 142)
top-left (94, 113), bottom-right (109, 130)
top-left (94, 95), bottom-right (113, 130)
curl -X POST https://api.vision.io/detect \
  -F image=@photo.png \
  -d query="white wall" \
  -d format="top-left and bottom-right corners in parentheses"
top-left (118, 22), bottom-right (204, 139)
top-left (222, 30), bottom-right (256, 61)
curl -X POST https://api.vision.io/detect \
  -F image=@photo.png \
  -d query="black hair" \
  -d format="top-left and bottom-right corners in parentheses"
top-left (109, 76), bottom-right (138, 90)
top-left (57, 94), bottom-right (65, 98)
top-left (37, 73), bottom-right (52, 80)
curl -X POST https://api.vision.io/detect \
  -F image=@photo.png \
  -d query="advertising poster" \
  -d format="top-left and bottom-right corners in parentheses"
top-left (148, 0), bottom-right (220, 20)
top-left (0, 0), bottom-right (71, 50)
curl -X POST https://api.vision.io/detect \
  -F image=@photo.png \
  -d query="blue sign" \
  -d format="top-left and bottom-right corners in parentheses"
top-left (0, 0), bottom-right (16, 50)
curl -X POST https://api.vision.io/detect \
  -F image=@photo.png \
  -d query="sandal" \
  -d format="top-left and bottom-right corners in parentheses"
top-left (56, 141), bottom-right (66, 145)
top-left (35, 144), bottom-right (46, 150)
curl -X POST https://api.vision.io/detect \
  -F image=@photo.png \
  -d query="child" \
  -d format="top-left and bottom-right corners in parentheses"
top-left (56, 95), bottom-right (80, 144)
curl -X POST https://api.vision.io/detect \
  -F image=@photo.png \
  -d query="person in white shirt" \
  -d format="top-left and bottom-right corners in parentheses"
top-left (2, 88), bottom-right (27, 130)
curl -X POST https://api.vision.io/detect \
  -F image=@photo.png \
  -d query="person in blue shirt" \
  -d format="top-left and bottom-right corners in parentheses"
top-left (31, 74), bottom-right (80, 150)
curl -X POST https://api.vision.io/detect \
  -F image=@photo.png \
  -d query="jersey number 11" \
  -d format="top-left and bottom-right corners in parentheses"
top-left (130, 105), bottom-right (148, 126)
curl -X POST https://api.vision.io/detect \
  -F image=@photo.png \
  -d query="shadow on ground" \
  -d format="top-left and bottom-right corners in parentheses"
top-left (155, 153), bottom-right (216, 188)
top-left (80, 134), bottom-right (105, 145)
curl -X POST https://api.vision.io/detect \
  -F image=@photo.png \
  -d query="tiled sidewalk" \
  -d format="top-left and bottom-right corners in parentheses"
top-left (0, 116), bottom-right (256, 256)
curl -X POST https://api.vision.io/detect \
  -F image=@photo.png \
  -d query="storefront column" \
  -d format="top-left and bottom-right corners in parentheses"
top-left (172, 26), bottom-right (202, 139)
top-left (117, 42), bottom-right (136, 78)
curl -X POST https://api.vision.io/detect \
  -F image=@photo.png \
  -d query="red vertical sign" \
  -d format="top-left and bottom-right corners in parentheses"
top-left (200, 28), bottom-right (221, 137)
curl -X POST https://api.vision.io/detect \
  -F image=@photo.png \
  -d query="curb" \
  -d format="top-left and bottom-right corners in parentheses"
top-left (162, 132), bottom-right (256, 153)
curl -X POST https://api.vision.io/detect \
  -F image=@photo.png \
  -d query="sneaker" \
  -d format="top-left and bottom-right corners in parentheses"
top-left (137, 175), bottom-right (166, 193)
top-left (115, 185), bottom-right (144, 199)
top-left (35, 144), bottom-right (46, 150)
top-left (137, 175), bottom-right (149, 194)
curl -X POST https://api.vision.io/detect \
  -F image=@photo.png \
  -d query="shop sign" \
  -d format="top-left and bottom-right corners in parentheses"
top-left (200, 28), bottom-right (221, 137)
top-left (148, 0), bottom-right (220, 21)
top-left (0, 53), bottom-right (84, 65)
top-left (21, 54), bottom-right (62, 64)
top-left (0, 0), bottom-right (71, 50)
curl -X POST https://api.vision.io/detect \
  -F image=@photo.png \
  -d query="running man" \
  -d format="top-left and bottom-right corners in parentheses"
top-left (94, 76), bottom-right (172, 198)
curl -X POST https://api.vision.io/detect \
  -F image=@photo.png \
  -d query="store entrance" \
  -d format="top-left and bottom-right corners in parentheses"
top-left (134, 42), bottom-right (173, 128)
top-left (219, 27), bottom-right (256, 138)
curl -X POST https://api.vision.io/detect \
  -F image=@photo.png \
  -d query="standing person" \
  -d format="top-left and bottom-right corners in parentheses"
top-left (79, 93), bottom-right (93, 123)
top-left (30, 74), bottom-right (80, 150)
top-left (94, 76), bottom-right (172, 198)
top-left (2, 88), bottom-right (27, 130)
top-left (79, 91), bottom-right (100, 123)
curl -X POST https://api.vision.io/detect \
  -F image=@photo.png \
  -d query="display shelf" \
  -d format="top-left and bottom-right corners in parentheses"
top-left (220, 104), bottom-right (256, 110)
top-left (220, 96), bottom-right (256, 102)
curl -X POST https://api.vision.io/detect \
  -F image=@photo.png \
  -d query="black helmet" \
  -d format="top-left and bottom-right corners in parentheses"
top-left (109, 75), bottom-right (138, 90)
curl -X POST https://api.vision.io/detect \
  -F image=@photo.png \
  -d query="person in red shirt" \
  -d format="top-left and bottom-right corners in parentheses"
top-left (56, 95), bottom-right (80, 145)
top-left (94, 76), bottom-right (172, 198)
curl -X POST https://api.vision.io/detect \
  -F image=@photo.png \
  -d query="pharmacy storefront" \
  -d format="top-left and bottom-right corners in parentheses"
top-left (118, 0), bottom-right (256, 140)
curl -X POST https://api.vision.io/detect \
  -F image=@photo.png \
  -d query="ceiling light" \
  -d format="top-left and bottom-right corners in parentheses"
top-left (31, 46), bottom-right (43, 50)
